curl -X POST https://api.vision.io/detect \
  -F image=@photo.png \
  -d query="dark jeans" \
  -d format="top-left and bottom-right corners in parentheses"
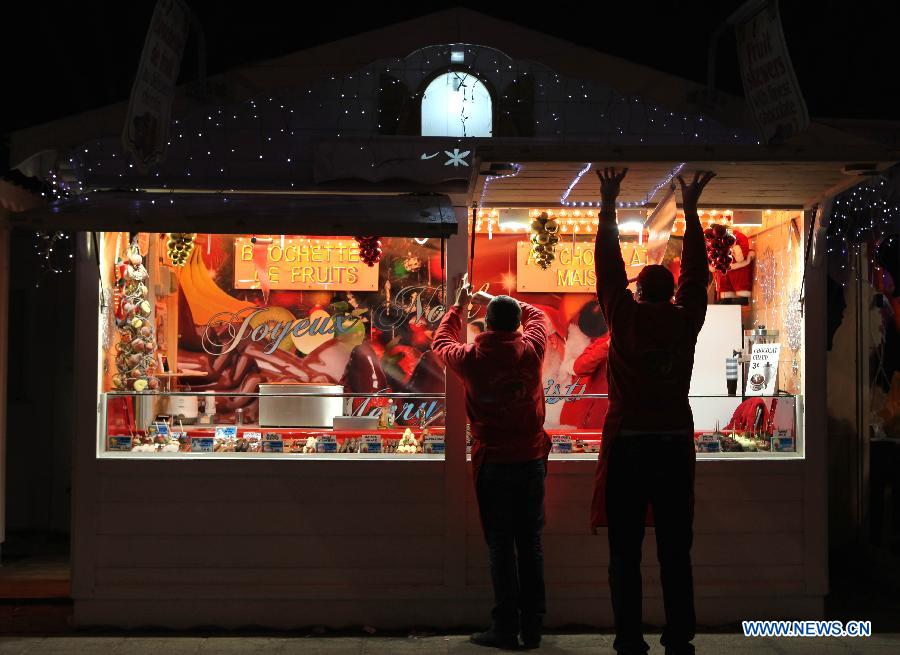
top-left (606, 433), bottom-right (696, 654)
top-left (476, 458), bottom-right (547, 635)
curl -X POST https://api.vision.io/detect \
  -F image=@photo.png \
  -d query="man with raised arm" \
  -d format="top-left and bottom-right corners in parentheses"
top-left (590, 168), bottom-right (716, 655)
top-left (433, 281), bottom-right (551, 650)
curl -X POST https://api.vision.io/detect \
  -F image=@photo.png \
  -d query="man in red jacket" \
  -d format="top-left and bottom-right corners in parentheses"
top-left (433, 281), bottom-right (550, 650)
top-left (591, 168), bottom-right (715, 655)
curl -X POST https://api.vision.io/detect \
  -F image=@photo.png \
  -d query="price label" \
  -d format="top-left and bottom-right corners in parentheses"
top-left (423, 434), bottom-right (445, 454)
top-left (215, 426), bottom-right (237, 440)
top-left (771, 429), bottom-right (795, 452)
top-left (243, 431), bottom-right (262, 441)
top-left (360, 434), bottom-right (382, 453)
top-left (696, 433), bottom-right (722, 453)
top-left (316, 434), bottom-right (338, 453)
top-left (108, 436), bottom-right (134, 451)
top-left (551, 434), bottom-right (573, 454)
top-left (191, 437), bottom-right (215, 453)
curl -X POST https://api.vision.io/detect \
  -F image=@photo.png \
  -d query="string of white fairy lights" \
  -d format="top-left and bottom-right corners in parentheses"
top-left (559, 162), bottom-right (687, 209)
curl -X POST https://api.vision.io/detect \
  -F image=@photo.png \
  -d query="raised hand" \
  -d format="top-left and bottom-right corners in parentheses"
top-left (677, 171), bottom-right (716, 212)
top-left (454, 274), bottom-right (472, 309)
top-left (596, 166), bottom-right (628, 203)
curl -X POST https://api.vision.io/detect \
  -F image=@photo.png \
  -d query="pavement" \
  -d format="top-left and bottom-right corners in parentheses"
top-left (0, 633), bottom-right (899, 654)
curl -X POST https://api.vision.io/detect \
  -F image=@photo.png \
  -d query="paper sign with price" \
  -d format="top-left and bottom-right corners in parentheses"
top-left (745, 343), bottom-right (781, 396)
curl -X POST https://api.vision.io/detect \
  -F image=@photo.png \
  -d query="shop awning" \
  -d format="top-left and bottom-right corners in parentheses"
top-left (4, 191), bottom-right (458, 237)
top-left (473, 147), bottom-right (898, 210)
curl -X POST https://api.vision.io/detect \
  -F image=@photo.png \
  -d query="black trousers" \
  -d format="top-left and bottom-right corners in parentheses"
top-left (476, 458), bottom-right (547, 635)
top-left (606, 433), bottom-right (696, 654)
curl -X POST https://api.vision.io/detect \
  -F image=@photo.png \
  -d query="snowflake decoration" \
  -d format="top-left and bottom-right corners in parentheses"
top-left (444, 148), bottom-right (470, 167)
top-left (756, 248), bottom-right (778, 306)
top-left (783, 287), bottom-right (802, 352)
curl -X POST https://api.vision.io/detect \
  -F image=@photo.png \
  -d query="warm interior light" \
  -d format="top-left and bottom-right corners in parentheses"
top-left (618, 221), bottom-right (644, 233)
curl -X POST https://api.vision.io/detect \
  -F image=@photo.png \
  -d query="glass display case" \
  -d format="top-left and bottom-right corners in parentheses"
top-left (96, 231), bottom-right (449, 458)
top-left (95, 207), bottom-right (805, 460)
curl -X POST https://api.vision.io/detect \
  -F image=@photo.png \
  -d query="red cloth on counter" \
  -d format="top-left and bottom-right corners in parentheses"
top-left (560, 334), bottom-right (611, 429)
top-left (432, 303), bottom-right (551, 480)
top-left (590, 206), bottom-right (708, 528)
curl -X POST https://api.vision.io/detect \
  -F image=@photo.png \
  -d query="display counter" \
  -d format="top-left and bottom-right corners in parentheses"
top-left (100, 391), bottom-right (800, 459)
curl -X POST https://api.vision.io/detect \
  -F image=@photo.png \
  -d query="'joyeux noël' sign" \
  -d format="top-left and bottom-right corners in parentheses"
top-left (202, 307), bottom-right (361, 356)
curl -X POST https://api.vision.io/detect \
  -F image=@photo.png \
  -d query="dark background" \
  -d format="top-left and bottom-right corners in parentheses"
top-left (1, 0), bottom-right (898, 137)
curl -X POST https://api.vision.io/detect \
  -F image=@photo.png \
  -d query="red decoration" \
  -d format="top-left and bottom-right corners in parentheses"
top-left (703, 223), bottom-right (736, 273)
top-left (355, 236), bottom-right (383, 267)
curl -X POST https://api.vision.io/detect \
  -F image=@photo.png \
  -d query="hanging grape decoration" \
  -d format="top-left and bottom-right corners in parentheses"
top-left (355, 236), bottom-right (383, 267)
top-left (704, 223), bottom-right (736, 273)
top-left (166, 233), bottom-right (197, 266)
top-left (530, 212), bottom-right (559, 270)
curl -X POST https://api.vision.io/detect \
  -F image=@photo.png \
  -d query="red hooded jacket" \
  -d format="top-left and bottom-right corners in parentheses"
top-left (590, 205), bottom-right (708, 528)
top-left (432, 302), bottom-right (551, 479)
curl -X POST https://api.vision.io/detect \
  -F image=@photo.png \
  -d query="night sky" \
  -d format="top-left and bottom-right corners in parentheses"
top-left (1, 1), bottom-right (898, 140)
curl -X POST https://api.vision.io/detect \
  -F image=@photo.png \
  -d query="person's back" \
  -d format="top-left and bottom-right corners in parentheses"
top-left (604, 290), bottom-right (704, 435)
top-left (458, 310), bottom-right (547, 463)
top-left (433, 284), bottom-right (550, 650)
top-left (590, 168), bottom-right (715, 655)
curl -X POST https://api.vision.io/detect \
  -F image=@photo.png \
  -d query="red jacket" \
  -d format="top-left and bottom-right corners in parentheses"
top-left (560, 334), bottom-right (610, 429)
top-left (590, 206), bottom-right (708, 528)
top-left (432, 303), bottom-right (551, 478)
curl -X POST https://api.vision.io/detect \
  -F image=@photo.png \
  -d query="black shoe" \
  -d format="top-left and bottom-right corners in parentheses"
top-left (470, 629), bottom-right (520, 650)
top-left (521, 634), bottom-right (540, 649)
top-left (664, 646), bottom-right (695, 655)
top-left (520, 618), bottom-right (542, 649)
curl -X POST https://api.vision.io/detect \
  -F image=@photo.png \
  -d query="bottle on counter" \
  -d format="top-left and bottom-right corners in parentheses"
top-left (387, 401), bottom-right (396, 428)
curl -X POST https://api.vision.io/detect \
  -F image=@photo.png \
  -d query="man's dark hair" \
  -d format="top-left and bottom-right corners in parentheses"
top-left (486, 295), bottom-right (522, 332)
top-left (636, 264), bottom-right (676, 303)
top-left (577, 300), bottom-right (608, 338)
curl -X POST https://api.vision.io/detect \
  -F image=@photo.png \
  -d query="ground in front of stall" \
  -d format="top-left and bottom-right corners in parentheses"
top-left (0, 633), bottom-right (899, 654)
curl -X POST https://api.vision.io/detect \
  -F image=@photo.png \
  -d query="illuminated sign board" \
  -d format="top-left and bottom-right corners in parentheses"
top-left (233, 238), bottom-right (379, 291)
top-left (516, 241), bottom-right (647, 293)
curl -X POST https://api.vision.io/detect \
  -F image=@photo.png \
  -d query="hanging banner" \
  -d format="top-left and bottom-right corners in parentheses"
top-left (516, 241), bottom-right (646, 293)
top-left (644, 187), bottom-right (678, 265)
top-left (122, 0), bottom-right (190, 171)
top-left (233, 238), bottom-right (379, 291)
top-left (735, 0), bottom-right (809, 143)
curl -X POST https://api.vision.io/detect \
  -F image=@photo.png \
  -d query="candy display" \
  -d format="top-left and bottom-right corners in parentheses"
top-left (704, 223), bottom-right (736, 273)
top-left (396, 427), bottom-right (421, 454)
top-left (112, 245), bottom-right (159, 392)
top-left (355, 236), bottom-right (383, 266)
top-left (529, 212), bottom-right (559, 269)
top-left (166, 233), bottom-right (197, 267)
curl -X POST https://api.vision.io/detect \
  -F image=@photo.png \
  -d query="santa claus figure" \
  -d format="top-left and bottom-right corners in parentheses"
top-left (715, 229), bottom-right (754, 302)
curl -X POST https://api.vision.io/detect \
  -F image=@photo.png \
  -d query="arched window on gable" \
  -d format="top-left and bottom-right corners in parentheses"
top-left (421, 71), bottom-right (493, 137)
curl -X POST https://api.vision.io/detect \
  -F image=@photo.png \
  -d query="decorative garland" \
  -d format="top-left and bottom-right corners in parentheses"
top-left (704, 223), bottom-right (735, 273)
top-left (355, 236), bottom-right (383, 266)
top-left (112, 244), bottom-right (159, 392)
top-left (166, 232), bottom-right (196, 266)
top-left (529, 212), bottom-right (558, 269)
